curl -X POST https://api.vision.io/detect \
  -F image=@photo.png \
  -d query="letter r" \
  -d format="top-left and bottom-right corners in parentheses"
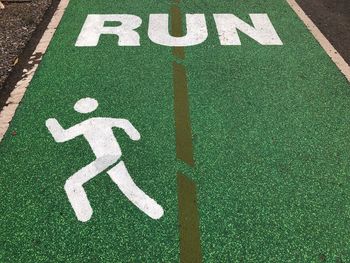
top-left (75, 14), bottom-right (142, 47)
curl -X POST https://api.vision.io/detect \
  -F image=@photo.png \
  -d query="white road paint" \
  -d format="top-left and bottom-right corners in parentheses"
top-left (75, 13), bottom-right (282, 47)
top-left (74, 97), bottom-right (98, 113)
top-left (148, 14), bottom-right (208, 47)
top-left (46, 98), bottom-right (164, 222)
top-left (213, 14), bottom-right (283, 45)
top-left (75, 14), bottom-right (142, 47)
top-left (108, 161), bottom-right (164, 220)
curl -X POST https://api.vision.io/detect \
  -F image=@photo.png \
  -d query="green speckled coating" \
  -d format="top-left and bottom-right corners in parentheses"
top-left (1, 0), bottom-right (350, 262)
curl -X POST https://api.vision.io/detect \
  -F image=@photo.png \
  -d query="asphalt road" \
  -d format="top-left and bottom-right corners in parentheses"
top-left (296, 0), bottom-right (350, 64)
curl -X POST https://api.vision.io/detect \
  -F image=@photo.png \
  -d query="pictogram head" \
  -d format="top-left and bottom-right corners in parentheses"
top-left (74, 97), bottom-right (98, 114)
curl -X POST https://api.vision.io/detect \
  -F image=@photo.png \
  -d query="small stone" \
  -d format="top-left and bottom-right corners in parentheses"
top-left (319, 254), bottom-right (326, 262)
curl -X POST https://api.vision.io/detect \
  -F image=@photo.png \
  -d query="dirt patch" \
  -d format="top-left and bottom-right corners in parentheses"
top-left (0, 0), bottom-right (51, 87)
top-left (296, 0), bottom-right (350, 65)
top-left (0, 0), bottom-right (60, 109)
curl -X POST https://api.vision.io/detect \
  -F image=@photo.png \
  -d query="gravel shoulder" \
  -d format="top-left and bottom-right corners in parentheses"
top-left (0, 0), bottom-right (52, 88)
top-left (0, 0), bottom-right (62, 109)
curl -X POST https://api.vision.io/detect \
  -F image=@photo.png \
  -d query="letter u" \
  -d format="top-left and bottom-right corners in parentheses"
top-left (148, 14), bottom-right (208, 47)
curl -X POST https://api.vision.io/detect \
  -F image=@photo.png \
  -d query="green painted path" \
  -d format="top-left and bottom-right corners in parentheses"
top-left (1, 0), bottom-right (350, 262)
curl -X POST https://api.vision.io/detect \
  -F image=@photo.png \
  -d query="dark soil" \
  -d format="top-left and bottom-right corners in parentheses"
top-left (0, 0), bottom-right (61, 109)
top-left (0, 0), bottom-right (52, 89)
top-left (296, 0), bottom-right (350, 65)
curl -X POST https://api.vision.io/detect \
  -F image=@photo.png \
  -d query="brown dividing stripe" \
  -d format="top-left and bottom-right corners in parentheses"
top-left (171, 2), bottom-right (202, 263)
top-left (177, 173), bottom-right (202, 263)
top-left (171, 6), bottom-right (185, 60)
top-left (172, 62), bottom-right (194, 166)
top-left (171, 3), bottom-right (193, 166)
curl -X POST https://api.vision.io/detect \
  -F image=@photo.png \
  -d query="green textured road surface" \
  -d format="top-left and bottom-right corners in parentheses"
top-left (1, 0), bottom-right (350, 262)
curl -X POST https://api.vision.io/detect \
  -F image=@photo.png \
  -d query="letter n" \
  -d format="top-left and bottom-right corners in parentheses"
top-left (213, 14), bottom-right (283, 45)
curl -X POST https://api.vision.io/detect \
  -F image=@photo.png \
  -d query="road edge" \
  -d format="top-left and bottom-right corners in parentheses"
top-left (287, 0), bottom-right (350, 83)
top-left (0, 0), bottom-right (70, 142)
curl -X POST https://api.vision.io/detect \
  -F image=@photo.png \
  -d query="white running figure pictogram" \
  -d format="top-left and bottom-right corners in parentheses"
top-left (45, 97), bottom-right (164, 222)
